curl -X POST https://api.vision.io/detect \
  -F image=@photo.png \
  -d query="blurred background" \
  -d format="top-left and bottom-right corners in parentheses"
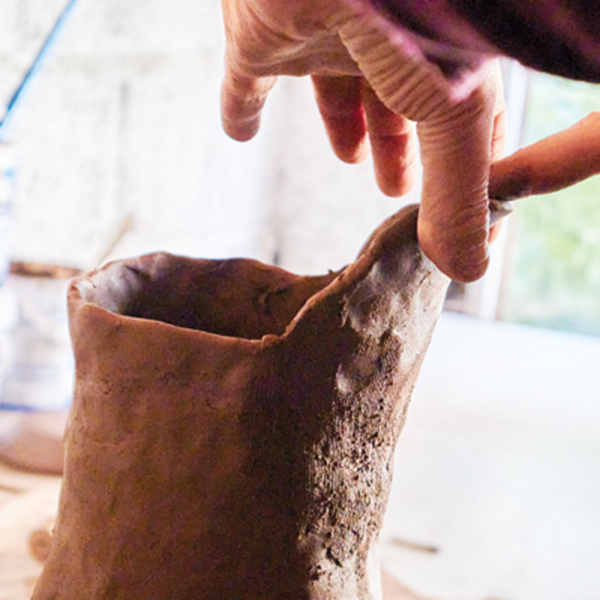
top-left (0, 0), bottom-right (403, 275)
top-left (0, 1), bottom-right (599, 599)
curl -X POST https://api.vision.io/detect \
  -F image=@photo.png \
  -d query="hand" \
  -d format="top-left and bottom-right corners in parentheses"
top-left (220, 0), bottom-right (506, 282)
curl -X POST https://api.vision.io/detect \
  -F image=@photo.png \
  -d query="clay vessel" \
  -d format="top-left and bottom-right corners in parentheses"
top-left (32, 204), bottom-right (449, 599)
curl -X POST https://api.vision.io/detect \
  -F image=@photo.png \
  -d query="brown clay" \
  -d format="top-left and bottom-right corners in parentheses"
top-left (31, 204), bottom-right (449, 600)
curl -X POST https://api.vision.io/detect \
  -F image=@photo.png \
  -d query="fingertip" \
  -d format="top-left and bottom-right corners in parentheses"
top-left (433, 248), bottom-right (490, 283)
top-left (418, 219), bottom-right (490, 283)
top-left (220, 88), bottom-right (261, 142)
top-left (451, 254), bottom-right (490, 284)
top-left (220, 74), bottom-right (275, 142)
top-left (221, 113), bottom-right (261, 142)
top-left (329, 127), bottom-right (370, 164)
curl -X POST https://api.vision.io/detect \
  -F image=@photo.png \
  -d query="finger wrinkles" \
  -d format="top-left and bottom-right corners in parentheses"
top-left (338, 15), bottom-right (454, 121)
top-left (419, 193), bottom-right (490, 282)
top-left (419, 216), bottom-right (489, 282)
top-left (379, 62), bottom-right (448, 121)
top-left (226, 3), bottom-right (306, 74)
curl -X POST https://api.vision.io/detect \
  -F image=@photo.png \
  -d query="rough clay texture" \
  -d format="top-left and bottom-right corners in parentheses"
top-left (32, 204), bottom-right (449, 600)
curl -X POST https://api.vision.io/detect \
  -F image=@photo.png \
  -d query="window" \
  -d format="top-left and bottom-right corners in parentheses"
top-left (448, 63), bottom-right (600, 338)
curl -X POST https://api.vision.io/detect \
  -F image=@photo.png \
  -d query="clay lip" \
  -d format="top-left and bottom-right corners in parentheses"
top-left (69, 204), bottom-right (439, 346)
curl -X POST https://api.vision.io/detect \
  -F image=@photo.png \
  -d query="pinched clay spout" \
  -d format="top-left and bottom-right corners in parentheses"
top-left (32, 204), bottom-right (449, 600)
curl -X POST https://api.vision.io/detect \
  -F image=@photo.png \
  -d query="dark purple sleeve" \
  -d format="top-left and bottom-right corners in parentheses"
top-left (370, 0), bottom-right (600, 82)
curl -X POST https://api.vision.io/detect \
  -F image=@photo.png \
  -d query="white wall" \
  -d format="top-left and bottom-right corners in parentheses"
top-left (0, 0), bottom-right (417, 274)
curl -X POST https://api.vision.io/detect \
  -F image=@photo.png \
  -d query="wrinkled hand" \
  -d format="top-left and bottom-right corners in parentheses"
top-left (221, 0), bottom-right (506, 282)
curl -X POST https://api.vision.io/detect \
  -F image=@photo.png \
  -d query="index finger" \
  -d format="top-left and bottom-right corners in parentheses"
top-left (417, 67), bottom-right (503, 283)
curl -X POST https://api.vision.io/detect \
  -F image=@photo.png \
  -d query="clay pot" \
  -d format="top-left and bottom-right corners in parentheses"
top-left (32, 204), bottom-right (449, 600)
